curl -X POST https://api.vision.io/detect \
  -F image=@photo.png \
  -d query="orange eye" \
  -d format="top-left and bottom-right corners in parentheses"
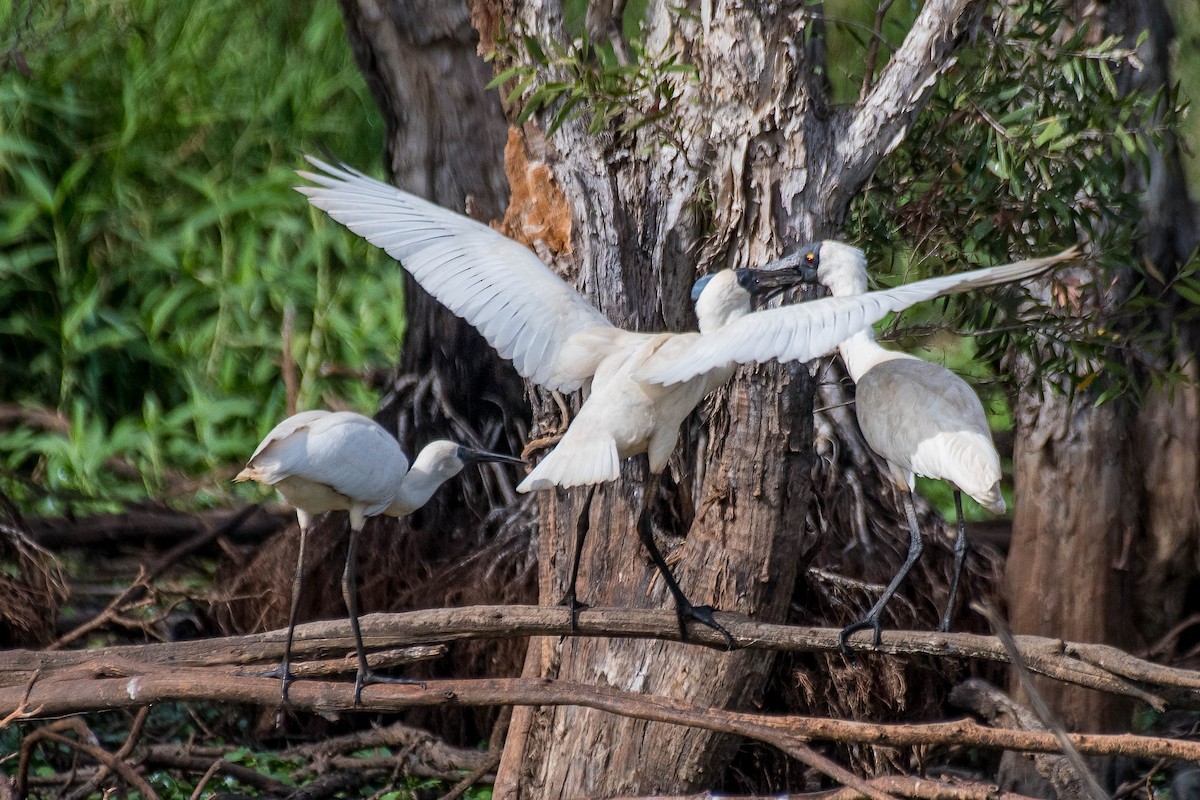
top-left (805, 253), bottom-right (815, 263)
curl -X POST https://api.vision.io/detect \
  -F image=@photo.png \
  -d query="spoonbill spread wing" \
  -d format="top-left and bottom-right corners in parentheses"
top-left (635, 248), bottom-right (1078, 386)
top-left (297, 157), bottom-right (615, 392)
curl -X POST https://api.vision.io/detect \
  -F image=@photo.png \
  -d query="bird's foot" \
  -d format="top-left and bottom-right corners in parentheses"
top-left (557, 592), bottom-right (590, 631)
top-left (676, 602), bottom-right (736, 650)
top-left (838, 616), bottom-right (883, 656)
top-left (257, 662), bottom-right (297, 702)
top-left (353, 668), bottom-right (427, 707)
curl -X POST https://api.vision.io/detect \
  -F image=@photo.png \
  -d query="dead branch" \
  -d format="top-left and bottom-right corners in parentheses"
top-left (141, 748), bottom-right (290, 794)
top-left (4, 605), bottom-right (1195, 708)
top-left (284, 718), bottom-right (493, 773)
top-left (64, 706), bottom-right (151, 800)
top-left (974, 602), bottom-right (1108, 800)
top-left (49, 504), bottom-right (261, 649)
top-left (817, 777), bottom-right (1042, 800)
top-left (3, 672), bottom-right (1200, 765)
top-left (950, 679), bottom-right (1086, 800)
top-left (285, 768), bottom-right (376, 800)
top-left (605, 777), bottom-right (1044, 800)
top-left (18, 724), bottom-right (158, 800)
top-left (437, 751), bottom-right (501, 800)
top-left (287, 645), bottom-right (446, 678)
top-left (27, 506), bottom-right (288, 550)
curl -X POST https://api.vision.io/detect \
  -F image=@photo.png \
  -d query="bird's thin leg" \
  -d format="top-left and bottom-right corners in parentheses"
top-left (940, 490), bottom-right (968, 633)
top-left (636, 470), bottom-right (735, 649)
top-left (341, 516), bottom-right (424, 707)
top-left (840, 490), bottom-right (924, 654)
top-left (558, 484), bottom-right (596, 630)
top-left (260, 511), bottom-right (309, 706)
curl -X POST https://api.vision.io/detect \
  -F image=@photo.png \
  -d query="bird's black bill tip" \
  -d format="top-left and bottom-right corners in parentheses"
top-left (458, 446), bottom-right (526, 466)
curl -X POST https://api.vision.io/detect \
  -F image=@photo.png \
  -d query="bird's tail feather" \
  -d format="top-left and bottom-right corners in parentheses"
top-left (517, 434), bottom-right (620, 492)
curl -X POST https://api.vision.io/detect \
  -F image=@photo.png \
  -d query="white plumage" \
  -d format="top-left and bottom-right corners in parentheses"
top-left (797, 246), bottom-right (1076, 649)
top-left (237, 410), bottom-right (522, 703)
top-left (296, 155), bottom-right (1075, 645)
top-left (636, 243), bottom-right (1078, 387)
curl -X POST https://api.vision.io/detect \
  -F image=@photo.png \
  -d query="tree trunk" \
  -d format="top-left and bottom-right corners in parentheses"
top-left (478, 1), bottom-right (984, 795)
top-left (1004, 0), bottom-right (1200, 745)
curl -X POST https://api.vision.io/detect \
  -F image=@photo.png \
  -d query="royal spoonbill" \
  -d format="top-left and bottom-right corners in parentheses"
top-left (297, 156), bottom-right (1074, 645)
top-left (236, 409), bottom-right (523, 703)
top-left (636, 240), bottom-right (1079, 650)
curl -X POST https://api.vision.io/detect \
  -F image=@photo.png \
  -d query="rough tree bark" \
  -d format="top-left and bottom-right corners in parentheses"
top-left (1004, 0), bottom-right (1200, 741)
top-left (384, 0), bottom-right (976, 795)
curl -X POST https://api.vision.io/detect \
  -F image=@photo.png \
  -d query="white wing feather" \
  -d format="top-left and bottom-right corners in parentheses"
top-left (637, 249), bottom-right (1077, 386)
top-left (296, 157), bottom-right (614, 392)
top-left (246, 409), bottom-right (331, 464)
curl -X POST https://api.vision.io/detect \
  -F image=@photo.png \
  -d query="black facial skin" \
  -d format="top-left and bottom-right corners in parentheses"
top-left (734, 243), bottom-right (822, 308)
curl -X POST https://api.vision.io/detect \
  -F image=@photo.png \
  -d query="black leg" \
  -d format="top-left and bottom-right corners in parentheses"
top-left (636, 471), bottom-right (735, 649)
top-left (341, 521), bottom-right (425, 706)
top-left (940, 490), bottom-right (968, 632)
top-left (840, 490), bottom-right (924, 654)
top-left (558, 485), bottom-right (596, 630)
top-left (260, 517), bottom-right (308, 706)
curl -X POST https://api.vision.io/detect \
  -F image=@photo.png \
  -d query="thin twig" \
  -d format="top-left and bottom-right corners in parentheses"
top-left (30, 729), bottom-right (159, 800)
top-left (64, 706), bottom-right (151, 800)
top-left (974, 602), bottom-right (1110, 800)
top-left (187, 759), bottom-right (224, 800)
top-left (859, 0), bottom-right (897, 100)
top-left (437, 751), bottom-right (502, 800)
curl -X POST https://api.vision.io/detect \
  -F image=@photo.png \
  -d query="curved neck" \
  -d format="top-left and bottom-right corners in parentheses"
top-left (838, 329), bottom-right (915, 382)
top-left (386, 465), bottom-right (450, 517)
top-left (696, 298), bottom-right (750, 334)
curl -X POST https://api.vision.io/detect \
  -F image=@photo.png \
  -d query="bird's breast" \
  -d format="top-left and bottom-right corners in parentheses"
top-left (272, 476), bottom-right (355, 516)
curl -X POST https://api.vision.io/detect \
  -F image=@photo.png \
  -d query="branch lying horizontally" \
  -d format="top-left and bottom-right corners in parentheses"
top-left (3, 673), bottom-right (1199, 764)
top-left (1, 605), bottom-right (1194, 708)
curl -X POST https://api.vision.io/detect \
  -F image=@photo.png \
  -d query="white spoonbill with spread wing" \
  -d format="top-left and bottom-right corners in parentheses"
top-left (237, 409), bottom-right (523, 703)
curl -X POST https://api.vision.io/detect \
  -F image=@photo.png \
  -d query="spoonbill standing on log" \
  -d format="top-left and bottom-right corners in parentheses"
top-left (236, 409), bottom-right (523, 703)
top-left (636, 241), bottom-right (1079, 651)
top-left (297, 155), bottom-right (1076, 646)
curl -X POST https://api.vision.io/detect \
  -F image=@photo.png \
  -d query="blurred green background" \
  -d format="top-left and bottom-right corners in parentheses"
top-left (0, 0), bottom-right (398, 514)
top-left (0, 0), bottom-right (1195, 517)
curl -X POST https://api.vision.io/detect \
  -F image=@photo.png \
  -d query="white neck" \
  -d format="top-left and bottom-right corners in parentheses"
top-left (694, 271), bottom-right (752, 334)
top-left (386, 465), bottom-right (450, 517)
top-left (837, 329), bottom-right (917, 382)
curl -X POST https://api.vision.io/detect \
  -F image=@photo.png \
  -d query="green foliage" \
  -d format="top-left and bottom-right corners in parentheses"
top-left (844, 0), bottom-right (1189, 406)
top-left (487, 19), bottom-right (697, 144)
top-left (0, 0), bottom-right (399, 514)
top-left (1167, 0), bottom-right (1200, 188)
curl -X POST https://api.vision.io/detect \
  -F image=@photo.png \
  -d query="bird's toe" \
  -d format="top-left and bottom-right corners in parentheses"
top-left (557, 593), bottom-right (590, 631)
top-left (678, 603), bottom-right (736, 650)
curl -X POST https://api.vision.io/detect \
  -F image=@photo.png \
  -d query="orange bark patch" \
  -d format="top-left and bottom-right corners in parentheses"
top-left (466, 0), bottom-right (502, 55)
top-left (495, 127), bottom-right (572, 257)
